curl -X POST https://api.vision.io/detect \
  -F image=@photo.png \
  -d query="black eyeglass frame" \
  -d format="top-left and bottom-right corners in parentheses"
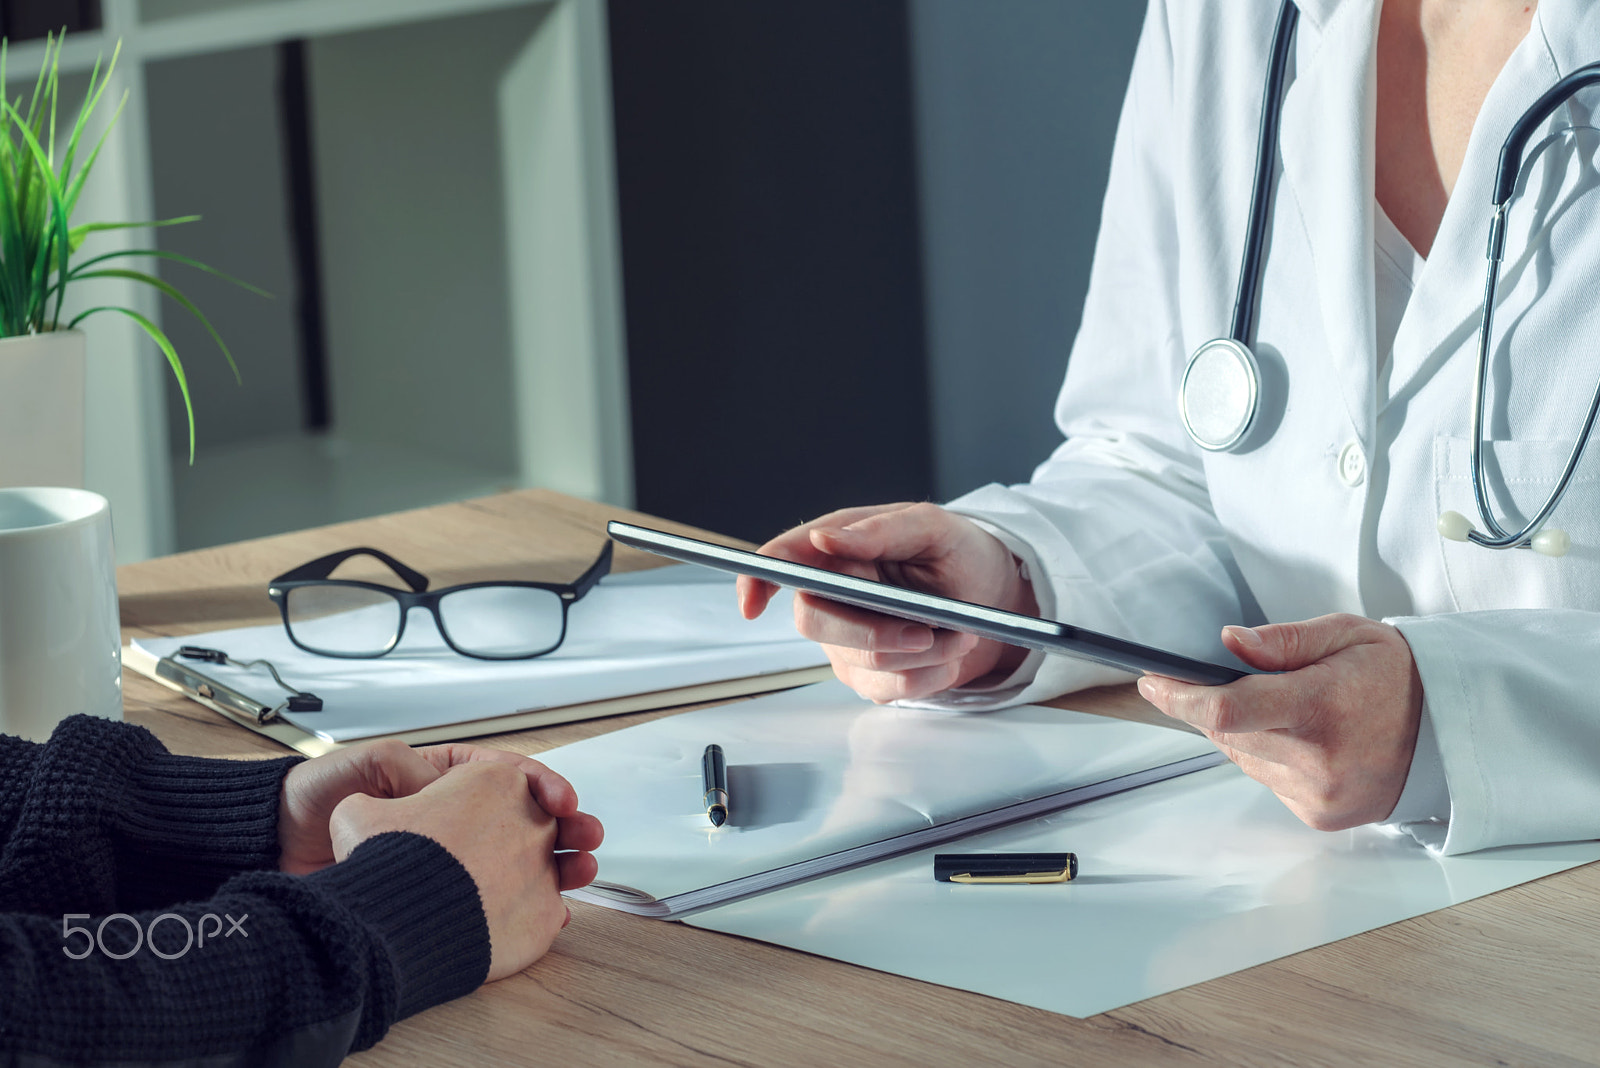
top-left (266, 541), bottom-right (614, 660)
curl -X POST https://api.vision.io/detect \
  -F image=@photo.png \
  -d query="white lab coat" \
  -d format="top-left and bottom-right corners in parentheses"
top-left (937, 0), bottom-right (1600, 855)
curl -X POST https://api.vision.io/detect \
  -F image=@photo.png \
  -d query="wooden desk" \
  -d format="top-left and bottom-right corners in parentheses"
top-left (120, 490), bottom-right (1600, 1066)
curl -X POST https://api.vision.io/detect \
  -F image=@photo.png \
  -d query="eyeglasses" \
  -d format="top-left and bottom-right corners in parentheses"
top-left (266, 542), bottom-right (613, 660)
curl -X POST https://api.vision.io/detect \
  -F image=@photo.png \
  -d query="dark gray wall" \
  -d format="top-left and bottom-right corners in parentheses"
top-left (911, 1), bottom-right (1145, 499)
top-left (609, 0), bottom-right (932, 544)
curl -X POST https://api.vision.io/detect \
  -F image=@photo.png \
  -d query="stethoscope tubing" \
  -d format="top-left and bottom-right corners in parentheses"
top-left (1230, 0), bottom-right (1300, 346)
top-left (1466, 63), bottom-right (1600, 549)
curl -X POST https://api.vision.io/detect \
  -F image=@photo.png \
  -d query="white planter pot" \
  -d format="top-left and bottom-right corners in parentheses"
top-left (0, 330), bottom-right (86, 490)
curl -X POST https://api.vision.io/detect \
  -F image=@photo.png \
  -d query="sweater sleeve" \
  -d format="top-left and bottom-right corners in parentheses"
top-left (0, 831), bottom-right (490, 1066)
top-left (1, 715), bottom-right (300, 912)
top-left (0, 733), bottom-right (42, 850)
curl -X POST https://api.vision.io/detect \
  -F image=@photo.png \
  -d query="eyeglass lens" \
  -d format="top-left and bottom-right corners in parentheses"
top-left (284, 586), bottom-right (403, 656)
top-left (437, 587), bottom-right (566, 657)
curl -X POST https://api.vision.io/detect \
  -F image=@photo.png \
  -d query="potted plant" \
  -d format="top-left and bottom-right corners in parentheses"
top-left (0, 33), bottom-right (257, 489)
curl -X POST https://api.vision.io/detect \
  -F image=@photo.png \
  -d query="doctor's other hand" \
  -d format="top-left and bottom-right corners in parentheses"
top-left (1136, 614), bottom-right (1424, 831)
top-left (330, 761), bottom-right (570, 982)
top-left (736, 502), bottom-right (1038, 702)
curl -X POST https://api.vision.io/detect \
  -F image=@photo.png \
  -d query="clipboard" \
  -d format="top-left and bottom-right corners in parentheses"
top-left (123, 642), bottom-right (833, 758)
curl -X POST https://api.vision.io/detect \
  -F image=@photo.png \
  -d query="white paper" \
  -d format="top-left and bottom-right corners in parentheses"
top-left (687, 764), bottom-right (1600, 1017)
top-left (539, 679), bottom-right (1216, 908)
top-left (134, 566), bottom-right (826, 741)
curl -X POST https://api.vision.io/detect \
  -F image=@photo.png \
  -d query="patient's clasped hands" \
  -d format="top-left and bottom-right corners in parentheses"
top-left (279, 740), bottom-right (604, 981)
top-left (740, 501), bottom-right (1425, 833)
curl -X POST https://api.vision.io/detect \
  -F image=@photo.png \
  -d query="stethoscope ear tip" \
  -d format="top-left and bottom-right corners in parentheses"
top-left (1437, 511), bottom-right (1474, 542)
top-left (1532, 528), bottom-right (1571, 557)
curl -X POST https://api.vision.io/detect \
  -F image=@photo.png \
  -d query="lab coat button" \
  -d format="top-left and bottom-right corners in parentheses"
top-left (1337, 442), bottom-right (1366, 487)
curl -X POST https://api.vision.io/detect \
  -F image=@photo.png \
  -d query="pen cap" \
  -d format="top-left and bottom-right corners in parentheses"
top-left (933, 853), bottom-right (1078, 883)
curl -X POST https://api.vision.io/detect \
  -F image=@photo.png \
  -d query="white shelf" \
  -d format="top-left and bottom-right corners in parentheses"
top-left (6, 0), bottom-right (552, 73)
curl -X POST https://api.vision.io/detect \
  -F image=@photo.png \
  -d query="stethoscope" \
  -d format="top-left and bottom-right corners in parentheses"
top-left (1179, 0), bottom-right (1600, 557)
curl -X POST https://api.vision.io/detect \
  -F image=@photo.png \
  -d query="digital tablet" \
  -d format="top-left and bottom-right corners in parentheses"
top-left (606, 520), bottom-right (1248, 686)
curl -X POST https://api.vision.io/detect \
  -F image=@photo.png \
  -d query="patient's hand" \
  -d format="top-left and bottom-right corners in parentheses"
top-left (329, 761), bottom-right (572, 982)
top-left (737, 502), bottom-right (1038, 702)
top-left (279, 740), bottom-right (602, 891)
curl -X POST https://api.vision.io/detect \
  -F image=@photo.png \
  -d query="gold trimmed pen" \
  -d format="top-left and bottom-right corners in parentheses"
top-left (702, 743), bottom-right (729, 827)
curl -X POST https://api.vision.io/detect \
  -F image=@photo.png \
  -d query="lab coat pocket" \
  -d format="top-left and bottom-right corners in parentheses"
top-left (1433, 437), bottom-right (1600, 613)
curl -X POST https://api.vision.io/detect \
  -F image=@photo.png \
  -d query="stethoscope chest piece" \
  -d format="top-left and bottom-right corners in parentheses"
top-left (1180, 338), bottom-right (1262, 452)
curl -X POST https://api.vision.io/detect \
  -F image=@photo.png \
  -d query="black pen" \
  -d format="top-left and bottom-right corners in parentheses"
top-left (702, 743), bottom-right (729, 827)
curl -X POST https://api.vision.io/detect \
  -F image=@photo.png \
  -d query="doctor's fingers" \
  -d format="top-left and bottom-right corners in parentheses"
top-left (738, 510), bottom-right (911, 619)
top-left (738, 551), bottom-right (879, 620)
top-left (806, 501), bottom-right (979, 565)
top-left (830, 655), bottom-right (967, 704)
top-left (792, 591), bottom-right (953, 654)
top-left (757, 503), bottom-right (923, 571)
top-left (1203, 730), bottom-right (1392, 832)
top-left (1136, 672), bottom-right (1322, 735)
top-left (825, 628), bottom-right (982, 674)
top-left (1202, 736), bottom-right (1330, 824)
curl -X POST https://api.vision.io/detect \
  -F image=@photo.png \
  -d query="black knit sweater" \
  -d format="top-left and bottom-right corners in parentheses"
top-left (0, 715), bottom-right (492, 1067)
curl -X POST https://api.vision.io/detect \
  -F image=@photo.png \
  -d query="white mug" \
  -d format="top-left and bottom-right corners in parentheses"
top-left (0, 488), bottom-right (122, 742)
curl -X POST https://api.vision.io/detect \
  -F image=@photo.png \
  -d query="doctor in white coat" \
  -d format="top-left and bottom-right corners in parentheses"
top-left (740, 0), bottom-right (1600, 856)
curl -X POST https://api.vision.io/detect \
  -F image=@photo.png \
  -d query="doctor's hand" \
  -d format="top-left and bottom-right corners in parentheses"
top-left (1135, 614), bottom-right (1424, 831)
top-left (736, 502), bottom-right (1038, 702)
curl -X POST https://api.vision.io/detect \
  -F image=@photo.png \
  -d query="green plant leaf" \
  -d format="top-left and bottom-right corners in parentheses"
top-left (70, 304), bottom-right (196, 461)
top-left (0, 84), bottom-right (47, 334)
top-left (76, 267), bottom-right (241, 384)
top-left (20, 34), bottom-right (51, 134)
top-left (0, 116), bottom-right (24, 332)
top-left (65, 246), bottom-right (272, 298)
top-left (46, 36), bottom-right (59, 169)
top-left (68, 216), bottom-right (200, 243)
top-left (59, 90), bottom-right (125, 225)
top-left (0, 99), bottom-right (71, 334)
top-left (57, 43), bottom-right (116, 202)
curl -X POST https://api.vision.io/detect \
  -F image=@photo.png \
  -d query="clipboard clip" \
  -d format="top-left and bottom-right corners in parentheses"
top-left (172, 646), bottom-right (324, 721)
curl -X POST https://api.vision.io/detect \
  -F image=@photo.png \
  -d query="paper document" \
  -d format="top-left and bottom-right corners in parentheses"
top-left (689, 764), bottom-right (1600, 1016)
top-left (132, 566), bottom-right (827, 742)
top-left (541, 679), bottom-right (1221, 918)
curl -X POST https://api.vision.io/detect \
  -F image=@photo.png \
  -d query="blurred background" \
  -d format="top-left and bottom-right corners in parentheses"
top-left (4, 0), bottom-right (1142, 561)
